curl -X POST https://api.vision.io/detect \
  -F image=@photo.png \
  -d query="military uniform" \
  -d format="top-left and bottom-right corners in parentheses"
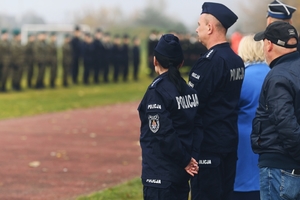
top-left (0, 31), bottom-right (11, 92)
top-left (70, 26), bottom-right (82, 84)
top-left (112, 35), bottom-right (122, 82)
top-left (132, 37), bottom-right (140, 81)
top-left (34, 34), bottom-right (48, 89)
top-left (24, 35), bottom-right (36, 88)
top-left (82, 33), bottom-right (95, 84)
top-left (47, 35), bottom-right (58, 88)
top-left (11, 30), bottom-right (25, 91)
top-left (62, 35), bottom-right (72, 87)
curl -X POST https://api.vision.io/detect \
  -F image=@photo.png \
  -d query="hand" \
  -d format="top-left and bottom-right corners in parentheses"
top-left (185, 158), bottom-right (199, 176)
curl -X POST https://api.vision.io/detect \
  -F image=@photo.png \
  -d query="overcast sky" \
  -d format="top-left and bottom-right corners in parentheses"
top-left (0, 0), bottom-right (238, 27)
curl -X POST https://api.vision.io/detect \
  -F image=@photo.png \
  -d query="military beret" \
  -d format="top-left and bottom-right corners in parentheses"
top-left (96, 28), bottom-right (102, 33)
top-left (123, 34), bottom-right (129, 39)
top-left (267, 0), bottom-right (296, 19)
top-left (74, 25), bottom-right (80, 31)
top-left (154, 34), bottom-right (183, 60)
top-left (12, 29), bottom-right (20, 36)
top-left (1, 29), bottom-right (7, 34)
top-left (201, 2), bottom-right (238, 29)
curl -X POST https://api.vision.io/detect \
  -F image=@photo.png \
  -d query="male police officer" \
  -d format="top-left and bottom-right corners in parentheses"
top-left (71, 25), bottom-right (82, 84)
top-left (266, 0), bottom-right (297, 26)
top-left (188, 2), bottom-right (244, 200)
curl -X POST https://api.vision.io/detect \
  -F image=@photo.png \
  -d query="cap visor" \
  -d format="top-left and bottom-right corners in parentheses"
top-left (254, 31), bottom-right (265, 41)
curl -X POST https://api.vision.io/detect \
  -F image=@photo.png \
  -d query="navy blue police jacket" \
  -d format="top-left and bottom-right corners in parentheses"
top-left (138, 72), bottom-right (202, 186)
top-left (188, 42), bottom-right (244, 154)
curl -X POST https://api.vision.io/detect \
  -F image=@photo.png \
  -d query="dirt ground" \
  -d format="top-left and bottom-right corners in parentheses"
top-left (0, 101), bottom-right (142, 200)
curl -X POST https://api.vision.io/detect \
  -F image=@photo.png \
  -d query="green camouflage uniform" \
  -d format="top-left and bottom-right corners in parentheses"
top-left (62, 41), bottom-right (72, 86)
top-left (47, 41), bottom-right (57, 87)
top-left (11, 39), bottom-right (25, 90)
top-left (0, 39), bottom-right (11, 91)
top-left (34, 39), bottom-right (47, 89)
top-left (25, 40), bottom-right (36, 87)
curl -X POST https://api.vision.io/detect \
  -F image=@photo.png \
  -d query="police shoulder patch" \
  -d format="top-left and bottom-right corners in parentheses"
top-left (149, 77), bottom-right (162, 88)
top-left (148, 114), bottom-right (160, 133)
top-left (204, 49), bottom-right (216, 60)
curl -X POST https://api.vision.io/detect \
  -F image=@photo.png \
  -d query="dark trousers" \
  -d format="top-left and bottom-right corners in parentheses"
top-left (133, 61), bottom-right (139, 80)
top-left (103, 62), bottom-right (109, 83)
top-left (191, 151), bottom-right (237, 200)
top-left (62, 61), bottom-right (71, 86)
top-left (72, 57), bottom-right (79, 84)
top-left (143, 181), bottom-right (189, 200)
top-left (36, 63), bottom-right (46, 89)
top-left (113, 62), bottom-right (120, 82)
top-left (122, 62), bottom-right (129, 82)
top-left (83, 62), bottom-right (92, 84)
top-left (27, 61), bottom-right (34, 87)
top-left (232, 191), bottom-right (260, 200)
top-left (93, 64), bottom-right (100, 83)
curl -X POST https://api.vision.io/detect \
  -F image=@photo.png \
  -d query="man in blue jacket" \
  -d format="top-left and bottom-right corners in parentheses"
top-left (252, 21), bottom-right (300, 200)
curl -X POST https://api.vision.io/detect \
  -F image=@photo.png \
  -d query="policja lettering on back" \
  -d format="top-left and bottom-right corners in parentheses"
top-left (176, 94), bottom-right (199, 109)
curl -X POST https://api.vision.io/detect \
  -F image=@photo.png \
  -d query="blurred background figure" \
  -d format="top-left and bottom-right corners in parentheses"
top-left (230, 31), bottom-right (243, 54)
top-left (11, 29), bottom-right (24, 91)
top-left (47, 32), bottom-right (58, 88)
top-left (93, 28), bottom-right (105, 84)
top-left (0, 29), bottom-right (11, 92)
top-left (112, 34), bottom-right (122, 82)
top-left (71, 25), bottom-right (82, 84)
top-left (132, 36), bottom-right (140, 81)
top-left (82, 32), bottom-right (95, 85)
top-left (121, 34), bottom-right (129, 82)
top-left (102, 32), bottom-right (112, 83)
top-left (25, 33), bottom-right (36, 88)
top-left (233, 34), bottom-right (270, 200)
top-left (147, 30), bottom-right (159, 77)
top-left (62, 34), bottom-right (72, 87)
top-left (34, 32), bottom-right (47, 89)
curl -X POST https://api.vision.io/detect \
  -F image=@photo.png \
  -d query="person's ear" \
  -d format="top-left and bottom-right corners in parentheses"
top-left (266, 40), bottom-right (273, 52)
top-left (153, 56), bottom-right (158, 66)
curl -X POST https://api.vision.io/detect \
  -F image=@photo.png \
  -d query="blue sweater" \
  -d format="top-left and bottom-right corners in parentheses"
top-left (234, 62), bottom-right (270, 192)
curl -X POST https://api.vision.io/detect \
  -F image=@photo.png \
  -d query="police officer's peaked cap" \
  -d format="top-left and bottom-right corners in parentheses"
top-left (154, 34), bottom-right (183, 59)
top-left (12, 29), bottom-right (20, 36)
top-left (267, 0), bottom-right (296, 19)
top-left (201, 2), bottom-right (238, 29)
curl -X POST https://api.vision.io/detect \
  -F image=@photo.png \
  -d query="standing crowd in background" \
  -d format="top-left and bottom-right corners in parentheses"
top-left (0, 26), bottom-right (141, 92)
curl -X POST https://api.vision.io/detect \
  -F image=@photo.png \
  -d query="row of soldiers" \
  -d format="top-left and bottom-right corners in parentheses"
top-left (70, 27), bottom-right (141, 85)
top-left (0, 27), bottom-right (141, 92)
top-left (0, 29), bottom-right (69, 91)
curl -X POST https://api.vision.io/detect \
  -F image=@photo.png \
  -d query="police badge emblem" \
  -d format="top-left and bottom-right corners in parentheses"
top-left (148, 115), bottom-right (160, 133)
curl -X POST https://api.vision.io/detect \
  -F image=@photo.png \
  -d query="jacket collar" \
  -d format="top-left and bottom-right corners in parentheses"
top-left (269, 51), bottom-right (300, 69)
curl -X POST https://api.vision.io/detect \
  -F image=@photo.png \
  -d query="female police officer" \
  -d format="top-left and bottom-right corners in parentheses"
top-left (138, 34), bottom-right (202, 200)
